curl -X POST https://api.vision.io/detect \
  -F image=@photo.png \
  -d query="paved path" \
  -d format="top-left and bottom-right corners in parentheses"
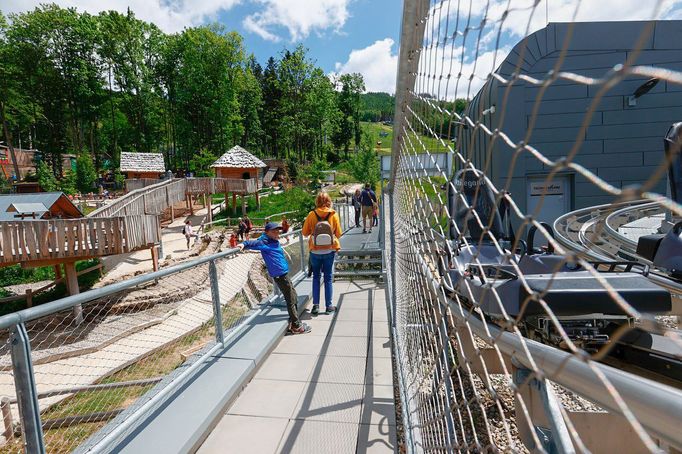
top-left (0, 252), bottom-right (256, 420)
top-left (340, 225), bottom-right (381, 252)
top-left (197, 281), bottom-right (396, 454)
top-left (98, 205), bottom-right (216, 285)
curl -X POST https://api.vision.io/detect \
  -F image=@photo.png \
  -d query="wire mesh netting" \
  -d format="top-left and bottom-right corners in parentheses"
top-left (389, 0), bottom-right (682, 452)
top-left (0, 250), bottom-right (266, 454)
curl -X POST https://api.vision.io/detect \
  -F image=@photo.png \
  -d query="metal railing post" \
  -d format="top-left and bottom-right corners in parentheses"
top-left (380, 179), bottom-right (386, 248)
top-left (10, 323), bottom-right (45, 454)
top-left (208, 260), bottom-right (224, 345)
top-left (514, 367), bottom-right (575, 454)
top-left (388, 191), bottom-right (398, 330)
top-left (298, 231), bottom-right (306, 275)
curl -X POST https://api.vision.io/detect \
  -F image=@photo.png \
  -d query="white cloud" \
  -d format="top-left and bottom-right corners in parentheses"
top-left (2, 0), bottom-right (240, 33)
top-left (243, 15), bottom-right (281, 42)
top-left (452, 0), bottom-right (682, 40)
top-left (332, 38), bottom-right (398, 93)
top-left (243, 0), bottom-right (350, 42)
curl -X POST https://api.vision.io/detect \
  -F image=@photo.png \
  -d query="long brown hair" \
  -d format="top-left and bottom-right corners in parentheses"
top-left (315, 192), bottom-right (332, 209)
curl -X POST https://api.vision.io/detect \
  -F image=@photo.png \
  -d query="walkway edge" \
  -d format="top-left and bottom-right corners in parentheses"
top-left (78, 276), bottom-right (312, 454)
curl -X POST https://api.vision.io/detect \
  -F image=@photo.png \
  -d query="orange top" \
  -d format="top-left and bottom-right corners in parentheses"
top-left (302, 207), bottom-right (342, 251)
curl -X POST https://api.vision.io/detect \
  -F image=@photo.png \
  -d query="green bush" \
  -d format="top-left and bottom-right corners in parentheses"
top-left (76, 152), bottom-right (98, 193)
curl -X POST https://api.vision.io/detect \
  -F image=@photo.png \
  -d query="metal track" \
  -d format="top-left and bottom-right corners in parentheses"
top-left (553, 201), bottom-right (682, 386)
top-left (554, 200), bottom-right (682, 297)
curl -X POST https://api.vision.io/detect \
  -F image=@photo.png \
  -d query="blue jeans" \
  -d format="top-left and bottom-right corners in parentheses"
top-left (310, 252), bottom-right (336, 307)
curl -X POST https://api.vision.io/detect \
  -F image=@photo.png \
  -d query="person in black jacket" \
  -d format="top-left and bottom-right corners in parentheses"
top-left (352, 188), bottom-right (362, 228)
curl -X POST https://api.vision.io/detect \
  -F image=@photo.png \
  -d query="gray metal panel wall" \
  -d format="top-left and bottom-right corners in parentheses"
top-left (461, 20), bottom-right (682, 215)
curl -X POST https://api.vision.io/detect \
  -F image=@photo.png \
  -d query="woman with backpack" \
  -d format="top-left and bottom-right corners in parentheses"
top-left (302, 192), bottom-right (342, 315)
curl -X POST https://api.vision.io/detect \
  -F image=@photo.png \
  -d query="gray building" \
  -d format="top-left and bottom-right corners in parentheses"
top-left (460, 20), bottom-right (682, 223)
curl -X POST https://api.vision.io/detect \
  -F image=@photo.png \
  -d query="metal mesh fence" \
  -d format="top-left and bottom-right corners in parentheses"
top-left (389, 0), bottom-right (682, 452)
top-left (0, 249), bottom-right (265, 454)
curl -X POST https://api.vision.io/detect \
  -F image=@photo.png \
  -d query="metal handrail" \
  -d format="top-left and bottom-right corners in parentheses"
top-left (0, 247), bottom-right (238, 330)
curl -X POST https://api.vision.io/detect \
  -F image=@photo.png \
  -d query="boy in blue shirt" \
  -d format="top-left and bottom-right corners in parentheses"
top-left (238, 222), bottom-right (311, 334)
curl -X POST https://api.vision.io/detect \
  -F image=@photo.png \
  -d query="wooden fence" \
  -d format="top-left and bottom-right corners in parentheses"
top-left (0, 216), bottom-right (159, 265)
top-left (125, 179), bottom-right (161, 192)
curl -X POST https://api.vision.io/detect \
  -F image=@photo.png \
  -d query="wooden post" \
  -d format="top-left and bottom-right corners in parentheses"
top-left (207, 195), bottom-right (213, 224)
top-left (54, 264), bottom-right (63, 280)
top-left (170, 204), bottom-right (175, 223)
top-left (64, 262), bottom-right (83, 324)
top-left (188, 194), bottom-right (194, 215)
top-left (25, 289), bottom-right (32, 308)
top-left (241, 196), bottom-right (246, 216)
top-left (151, 246), bottom-right (159, 272)
top-left (202, 193), bottom-right (207, 208)
top-left (1, 396), bottom-right (13, 441)
top-left (255, 191), bottom-right (261, 210)
top-left (225, 191), bottom-right (229, 214)
top-left (232, 193), bottom-right (237, 215)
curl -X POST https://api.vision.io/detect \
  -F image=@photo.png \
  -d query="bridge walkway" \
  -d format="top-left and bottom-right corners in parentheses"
top-left (198, 223), bottom-right (394, 454)
top-left (197, 280), bottom-right (395, 454)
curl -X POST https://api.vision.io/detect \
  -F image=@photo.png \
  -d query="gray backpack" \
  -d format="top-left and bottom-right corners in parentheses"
top-left (312, 211), bottom-right (334, 248)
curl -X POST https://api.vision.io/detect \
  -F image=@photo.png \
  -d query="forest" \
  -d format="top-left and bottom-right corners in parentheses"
top-left (0, 4), bottom-right (372, 180)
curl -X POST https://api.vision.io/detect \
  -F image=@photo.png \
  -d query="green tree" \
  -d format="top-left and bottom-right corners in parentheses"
top-left (60, 170), bottom-right (77, 195)
top-left (333, 73), bottom-right (365, 157)
top-left (76, 152), bottom-right (97, 193)
top-left (349, 134), bottom-right (380, 187)
top-left (189, 149), bottom-right (217, 177)
top-left (36, 161), bottom-right (59, 192)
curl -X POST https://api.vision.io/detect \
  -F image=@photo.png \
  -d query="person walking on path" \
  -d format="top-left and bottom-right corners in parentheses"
top-left (302, 192), bottom-right (342, 315)
top-left (360, 183), bottom-right (377, 233)
top-left (352, 188), bottom-right (362, 228)
top-left (239, 222), bottom-right (311, 335)
top-left (237, 218), bottom-right (247, 241)
top-left (244, 215), bottom-right (253, 237)
top-left (183, 220), bottom-right (199, 249)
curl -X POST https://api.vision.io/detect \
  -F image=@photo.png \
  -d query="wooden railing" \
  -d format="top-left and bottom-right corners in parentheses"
top-left (0, 216), bottom-right (159, 265)
top-left (125, 178), bottom-right (161, 192)
top-left (185, 177), bottom-right (258, 195)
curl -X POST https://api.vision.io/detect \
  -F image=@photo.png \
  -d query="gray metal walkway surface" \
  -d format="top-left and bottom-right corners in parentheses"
top-left (197, 281), bottom-right (396, 454)
top-left (338, 226), bottom-right (381, 253)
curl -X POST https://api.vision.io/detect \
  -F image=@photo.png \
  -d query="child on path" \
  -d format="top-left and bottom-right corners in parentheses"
top-left (239, 222), bottom-right (311, 335)
top-left (183, 220), bottom-right (199, 249)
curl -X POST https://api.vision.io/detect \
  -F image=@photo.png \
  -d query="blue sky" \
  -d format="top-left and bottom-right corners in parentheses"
top-left (4, 0), bottom-right (682, 95)
top-left (214, 0), bottom-right (402, 73)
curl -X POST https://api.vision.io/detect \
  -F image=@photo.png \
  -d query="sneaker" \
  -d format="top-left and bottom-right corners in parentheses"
top-left (363, 229), bottom-right (367, 233)
top-left (369, 229), bottom-right (373, 233)
top-left (325, 306), bottom-right (336, 314)
top-left (311, 305), bottom-right (320, 315)
top-left (289, 323), bottom-right (311, 335)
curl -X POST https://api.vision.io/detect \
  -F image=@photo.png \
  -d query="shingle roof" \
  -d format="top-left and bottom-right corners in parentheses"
top-left (211, 146), bottom-right (266, 168)
top-left (0, 192), bottom-right (82, 221)
top-left (120, 152), bottom-right (166, 173)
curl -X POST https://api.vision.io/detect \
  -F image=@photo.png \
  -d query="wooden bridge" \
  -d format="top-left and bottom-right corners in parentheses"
top-left (0, 177), bottom-right (260, 270)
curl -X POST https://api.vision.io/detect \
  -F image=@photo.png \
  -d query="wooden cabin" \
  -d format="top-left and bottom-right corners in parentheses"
top-left (211, 146), bottom-right (266, 189)
top-left (120, 152), bottom-right (166, 180)
top-left (0, 192), bottom-right (82, 221)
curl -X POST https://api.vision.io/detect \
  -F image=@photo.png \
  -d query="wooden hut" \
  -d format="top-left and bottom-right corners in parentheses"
top-left (120, 152), bottom-right (166, 179)
top-left (0, 192), bottom-right (82, 221)
top-left (211, 146), bottom-right (266, 186)
top-left (211, 146), bottom-right (266, 215)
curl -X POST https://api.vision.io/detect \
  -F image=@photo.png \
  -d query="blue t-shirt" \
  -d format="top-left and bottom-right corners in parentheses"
top-left (242, 234), bottom-right (289, 277)
top-left (360, 189), bottom-right (377, 207)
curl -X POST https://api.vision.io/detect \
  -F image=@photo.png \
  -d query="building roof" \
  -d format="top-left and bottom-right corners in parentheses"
top-left (8, 203), bottom-right (49, 217)
top-left (119, 152), bottom-right (166, 173)
top-left (0, 192), bottom-right (82, 221)
top-left (211, 146), bottom-right (266, 169)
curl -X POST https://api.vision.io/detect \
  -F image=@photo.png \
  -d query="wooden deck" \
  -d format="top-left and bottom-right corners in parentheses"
top-left (0, 215), bottom-right (159, 266)
top-left (0, 177), bottom-right (259, 267)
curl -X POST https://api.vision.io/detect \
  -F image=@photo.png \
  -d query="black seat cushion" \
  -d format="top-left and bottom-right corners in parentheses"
top-left (519, 271), bottom-right (671, 316)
